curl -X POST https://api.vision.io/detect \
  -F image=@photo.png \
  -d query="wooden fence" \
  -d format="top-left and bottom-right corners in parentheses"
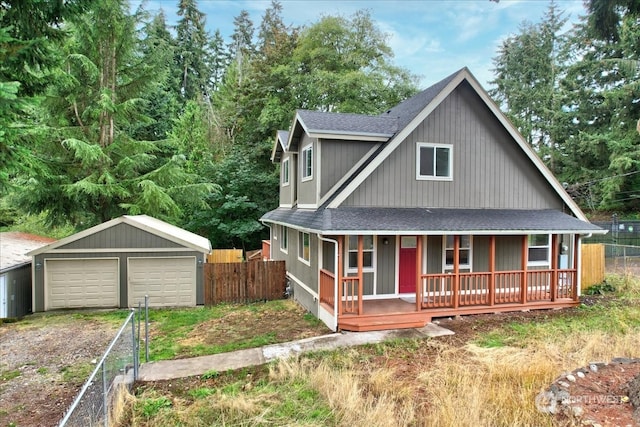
top-left (581, 243), bottom-right (605, 290)
top-left (207, 249), bottom-right (244, 264)
top-left (204, 261), bottom-right (286, 305)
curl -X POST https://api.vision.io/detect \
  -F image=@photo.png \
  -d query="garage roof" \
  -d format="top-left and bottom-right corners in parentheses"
top-left (27, 215), bottom-right (211, 256)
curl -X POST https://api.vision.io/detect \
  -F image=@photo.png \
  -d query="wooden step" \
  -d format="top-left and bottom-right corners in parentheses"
top-left (338, 312), bottom-right (432, 332)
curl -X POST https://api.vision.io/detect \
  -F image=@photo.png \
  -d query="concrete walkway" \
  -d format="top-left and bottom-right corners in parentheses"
top-left (138, 323), bottom-right (454, 382)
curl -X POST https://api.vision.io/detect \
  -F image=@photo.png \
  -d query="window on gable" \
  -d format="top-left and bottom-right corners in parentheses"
top-left (302, 145), bottom-right (313, 181)
top-left (528, 234), bottom-right (550, 266)
top-left (346, 235), bottom-right (374, 272)
top-left (298, 231), bottom-right (310, 263)
top-left (417, 143), bottom-right (452, 180)
top-left (444, 235), bottom-right (472, 270)
top-left (280, 226), bottom-right (288, 252)
top-left (282, 158), bottom-right (289, 186)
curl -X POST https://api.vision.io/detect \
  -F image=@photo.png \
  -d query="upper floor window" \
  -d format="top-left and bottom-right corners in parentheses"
top-left (417, 142), bottom-right (453, 181)
top-left (298, 231), bottom-right (310, 264)
top-left (444, 235), bottom-right (472, 270)
top-left (282, 158), bottom-right (289, 186)
top-left (528, 234), bottom-right (550, 266)
top-left (302, 145), bottom-right (313, 181)
top-left (346, 235), bottom-right (375, 272)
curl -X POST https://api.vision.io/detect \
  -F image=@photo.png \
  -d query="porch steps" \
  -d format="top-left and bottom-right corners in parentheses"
top-left (338, 311), bottom-right (432, 332)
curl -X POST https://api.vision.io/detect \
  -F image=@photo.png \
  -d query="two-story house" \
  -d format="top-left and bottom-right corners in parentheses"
top-left (261, 67), bottom-right (606, 332)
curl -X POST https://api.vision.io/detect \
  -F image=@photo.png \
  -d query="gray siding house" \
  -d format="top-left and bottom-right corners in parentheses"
top-left (261, 67), bottom-right (606, 332)
top-left (28, 215), bottom-right (211, 312)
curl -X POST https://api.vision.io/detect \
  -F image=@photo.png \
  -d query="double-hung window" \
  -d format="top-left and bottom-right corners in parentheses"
top-left (302, 145), bottom-right (313, 181)
top-left (282, 158), bottom-right (289, 186)
top-left (298, 231), bottom-right (310, 264)
top-left (346, 235), bottom-right (374, 272)
top-left (417, 142), bottom-right (453, 180)
top-left (444, 235), bottom-right (472, 271)
top-left (528, 234), bottom-right (550, 266)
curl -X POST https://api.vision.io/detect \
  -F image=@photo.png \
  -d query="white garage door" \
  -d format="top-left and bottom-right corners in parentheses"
top-left (128, 257), bottom-right (196, 307)
top-left (46, 258), bottom-right (119, 310)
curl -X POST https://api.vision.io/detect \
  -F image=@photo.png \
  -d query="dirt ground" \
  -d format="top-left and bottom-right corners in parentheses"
top-left (2, 297), bottom-right (639, 427)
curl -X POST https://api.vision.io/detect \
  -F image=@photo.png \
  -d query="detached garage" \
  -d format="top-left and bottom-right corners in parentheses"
top-left (28, 215), bottom-right (211, 311)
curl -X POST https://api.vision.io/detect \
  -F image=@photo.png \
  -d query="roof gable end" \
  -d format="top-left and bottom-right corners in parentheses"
top-left (327, 67), bottom-right (588, 221)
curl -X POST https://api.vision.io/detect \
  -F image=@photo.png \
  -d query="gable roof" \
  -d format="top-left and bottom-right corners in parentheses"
top-left (325, 67), bottom-right (589, 222)
top-left (28, 215), bottom-right (211, 256)
top-left (271, 130), bottom-right (289, 162)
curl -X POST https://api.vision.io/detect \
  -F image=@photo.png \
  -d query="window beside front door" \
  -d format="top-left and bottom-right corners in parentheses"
top-left (416, 142), bottom-right (453, 180)
top-left (528, 234), bottom-right (550, 266)
top-left (346, 235), bottom-right (374, 272)
top-left (444, 235), bottom-right (472, 271)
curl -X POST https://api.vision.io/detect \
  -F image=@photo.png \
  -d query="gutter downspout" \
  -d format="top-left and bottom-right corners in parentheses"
top-left (319, 235), bottom-right (339, 332)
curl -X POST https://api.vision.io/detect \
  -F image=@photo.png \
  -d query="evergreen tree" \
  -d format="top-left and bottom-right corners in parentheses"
top-left (16, 0), bottom-right (214, 227)
top-left (175, 0), bottom-right (212, 101)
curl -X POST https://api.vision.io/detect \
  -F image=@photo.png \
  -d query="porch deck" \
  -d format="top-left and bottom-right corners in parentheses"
top-left (332, 297), bottom-right (579, 332)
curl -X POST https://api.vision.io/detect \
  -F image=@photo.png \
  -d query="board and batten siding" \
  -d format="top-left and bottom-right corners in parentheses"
top-left (376, 235), bottom-right (396, 295)
top-left (342, 81), bottom-right (565, 210)
top-left (320, 139), bottom-right (377, 198)
top-left (297, 134), bottom-right (317, 207)
top-left (269, 226), bottom-right (319, 315)
top-left (279, 153), bottom-right (296, 207)
top-left (56, 223), bottom-right (184, 250)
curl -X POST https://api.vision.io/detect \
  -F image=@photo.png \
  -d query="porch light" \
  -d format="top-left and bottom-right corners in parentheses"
top-left (383, 237), bottom-right (389, 245)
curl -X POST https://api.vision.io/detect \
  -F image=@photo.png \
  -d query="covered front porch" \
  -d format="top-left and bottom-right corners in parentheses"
top-left (319, 234), bottom-right (581, 332)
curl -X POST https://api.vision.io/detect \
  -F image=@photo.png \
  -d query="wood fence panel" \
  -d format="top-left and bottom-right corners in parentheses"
top-left (581, 243), bottom-right (605, 290)
top-left (208, 249), bottom-right (244, 264)
top-left (203, 261), bottom-right (286, 305)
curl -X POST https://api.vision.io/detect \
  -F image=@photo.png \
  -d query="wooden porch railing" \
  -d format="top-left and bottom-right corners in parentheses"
top-left (341, 276), bottom-right (360, 314)
top-left (420, 269), bottom-right (577, 309)
top-left (319, 269), bottom-right (335, 308)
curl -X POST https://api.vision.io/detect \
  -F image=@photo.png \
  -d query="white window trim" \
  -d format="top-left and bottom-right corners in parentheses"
top-left (528, 234), bottom-right (551, 267)
top-left (443, 235), bottom-right (472, 271)
top-left (416, 142), bottom-right (453, 181)
top-left (282, 158), bottom-right (290, 186)
top-left (345, 235), bottom-right (376, 274)
top-left (301, 145), bottom-right (313, 182)
top-left (279, 225), bottom-right (288, 254)
top-left (298, 231), bottom-right (311, 265)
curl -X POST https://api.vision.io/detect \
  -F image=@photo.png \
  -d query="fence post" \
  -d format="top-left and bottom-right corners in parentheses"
top-left (131, 309), bottom-right (138, 380)
top-left (145, 295), bottom-right (149, 363)
top-left (102, 362), bottom-right (108, 427)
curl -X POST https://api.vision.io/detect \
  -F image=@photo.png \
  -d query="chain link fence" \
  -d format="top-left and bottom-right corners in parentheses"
top-left (58, 308), bottom-right (141, 427)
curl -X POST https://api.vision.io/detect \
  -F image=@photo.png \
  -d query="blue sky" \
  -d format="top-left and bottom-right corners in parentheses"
top-left (140, 0), bottom-right (588, 89)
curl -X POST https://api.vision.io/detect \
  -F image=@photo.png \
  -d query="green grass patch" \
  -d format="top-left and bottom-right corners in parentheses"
top-left (60, 363), bottom-right (94, 384)
top-left (0, 370), bottom-right (21, 381)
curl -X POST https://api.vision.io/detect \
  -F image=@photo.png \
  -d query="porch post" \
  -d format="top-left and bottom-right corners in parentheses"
top-left (337, 236), bottom-right (344, 316)
top-left (358, 235), bottom-right (364, 315)
top-left (521, 235), bottom-right (528, 304)
top-left (489, 235), bottom-right (496, 306)
top-left (550, 234), bottom-right (559, 301)
top-left (416, 235), bottom-right (423, 312)
top-left (453, 235), bottom-right (460, 309)
top-left (574, 234), bottom-right (581, 302)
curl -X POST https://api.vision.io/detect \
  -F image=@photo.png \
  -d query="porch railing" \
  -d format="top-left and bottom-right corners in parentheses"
top-left (421, 269), bottom-right (576, 309)
top-left (341, 276), bottom-right (360, 314)
top-left (319, 269), bottom-right (335, 308)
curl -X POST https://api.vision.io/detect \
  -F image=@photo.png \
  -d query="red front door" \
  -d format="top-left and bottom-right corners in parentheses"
top-left (398, 236), bottom-right (417, 294)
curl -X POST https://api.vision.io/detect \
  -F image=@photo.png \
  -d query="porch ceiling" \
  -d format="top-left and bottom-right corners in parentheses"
top-left (261, 207), bottom-right (606, 235)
